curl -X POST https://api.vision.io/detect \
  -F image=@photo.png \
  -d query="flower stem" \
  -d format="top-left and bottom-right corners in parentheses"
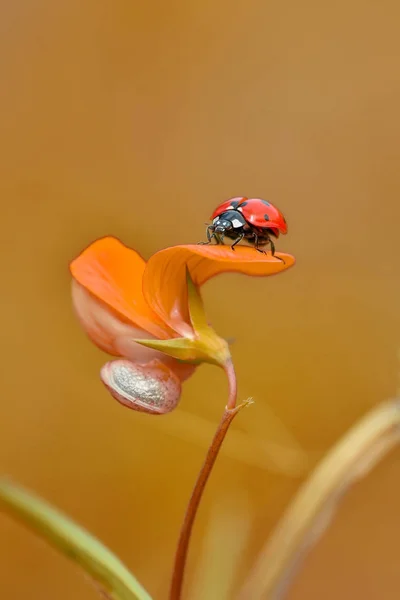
top-left (224, 359), bottom-right (238, 410)
top-left (169, 388), bottom-right (251, 599)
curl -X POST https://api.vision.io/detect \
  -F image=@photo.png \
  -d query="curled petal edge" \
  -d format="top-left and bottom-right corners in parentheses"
top-left (70, 237), bottom-right (173, 339)
top-left (143, 244), bottom-right (295, 335)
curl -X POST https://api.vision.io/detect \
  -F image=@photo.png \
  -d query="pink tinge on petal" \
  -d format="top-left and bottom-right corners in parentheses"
top-left (72, 280), bottom-right (197, 383)
top-left (100, 359), bottom-right (181, 414)
top-left (71, 280), bottom-right (146, 356)
top-left (70, 236), bottom-right (173, 339)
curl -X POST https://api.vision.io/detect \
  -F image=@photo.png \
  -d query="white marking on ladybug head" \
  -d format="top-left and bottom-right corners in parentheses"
top-left (231, 218), bottom-right (243, 228)
top-left (213, 217), bottom-right (219, 224)
top-left (237, 206), bottom-right (243, 212)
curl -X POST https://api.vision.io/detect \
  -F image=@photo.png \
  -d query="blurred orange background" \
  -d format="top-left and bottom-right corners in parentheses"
top-left (1, 1), bottom-right (400, 598)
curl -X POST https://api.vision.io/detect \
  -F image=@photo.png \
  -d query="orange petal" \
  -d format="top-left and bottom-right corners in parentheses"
top-left (143, 245), bottom-right (295, 335)
top-left (70, 236), bottom-right (173, 339)
top-left (71, 279), bottom-right (141, 356)
top-left (71, 280), bottom-right (195, 382)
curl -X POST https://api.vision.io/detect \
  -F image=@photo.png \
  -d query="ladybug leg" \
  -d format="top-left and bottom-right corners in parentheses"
top-left (230, 233), bottom-right (244, 251)
top-left (254, 233), bottom-right (267, 255)
top-left (254, 234), bottom-right (285, 262)
top-left (268, 239), bottom-right (286, 264)
top-left (269, 239), bottom-right (276, 255)
top-left (198, 225), bottom-right (217, 245)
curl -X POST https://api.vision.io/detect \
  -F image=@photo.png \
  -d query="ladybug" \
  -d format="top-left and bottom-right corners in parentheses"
top-left (199, 196), bottom-right (288, 256)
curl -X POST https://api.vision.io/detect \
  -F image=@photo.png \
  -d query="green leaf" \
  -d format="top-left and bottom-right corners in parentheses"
top-left (0, 478), bottom-right (152, 600)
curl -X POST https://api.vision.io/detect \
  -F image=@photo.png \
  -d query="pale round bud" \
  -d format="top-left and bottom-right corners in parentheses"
top-left (100, 359), bottom-right (181, 414)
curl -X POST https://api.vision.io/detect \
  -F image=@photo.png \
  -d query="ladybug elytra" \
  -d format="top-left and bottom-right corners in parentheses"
top-left (199, 196), bottom-right (287, 256)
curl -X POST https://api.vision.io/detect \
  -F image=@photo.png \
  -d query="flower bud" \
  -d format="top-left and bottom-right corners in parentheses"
top-left (100, 359), bottom-right (181, 415)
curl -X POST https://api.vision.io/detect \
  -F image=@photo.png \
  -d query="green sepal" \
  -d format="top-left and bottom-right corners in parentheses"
top-left (134, 334), bottom-right (230, 368)
top-left (134, 337), bottom-right (201, 363)
top-left (186, 267), bottom-right (210, 334)
top-left (134, 268), bottom-right (231, 368)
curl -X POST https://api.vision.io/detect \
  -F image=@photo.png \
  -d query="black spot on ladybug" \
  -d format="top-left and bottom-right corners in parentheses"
top-left (261, 200), bottom-right (270, 206)
top-left (264, 213), bottom-right (270, 221)
top-left (230, 200), bottom-right (240, 208)
top-left (240, 201), bottom-right (248, 206)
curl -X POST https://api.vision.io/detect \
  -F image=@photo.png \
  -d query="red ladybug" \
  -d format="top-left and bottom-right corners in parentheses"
top-left (200, 196), bottom-right (288, 255)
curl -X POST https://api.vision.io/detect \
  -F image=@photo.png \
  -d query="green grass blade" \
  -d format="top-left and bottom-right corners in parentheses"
top-left (0, 478), bottom-right (152, 600)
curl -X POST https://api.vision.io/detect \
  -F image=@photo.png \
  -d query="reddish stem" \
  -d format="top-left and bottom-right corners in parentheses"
top-left (169, 361), bottom-right (246, 600)
top-left (224, 359), bottom-right (237, 410)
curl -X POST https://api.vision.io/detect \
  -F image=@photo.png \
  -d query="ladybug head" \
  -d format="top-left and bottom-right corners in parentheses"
top-left (213, 218), bottom-right (233, 234)
top-left (211, 210), bottom-right (246, 234)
